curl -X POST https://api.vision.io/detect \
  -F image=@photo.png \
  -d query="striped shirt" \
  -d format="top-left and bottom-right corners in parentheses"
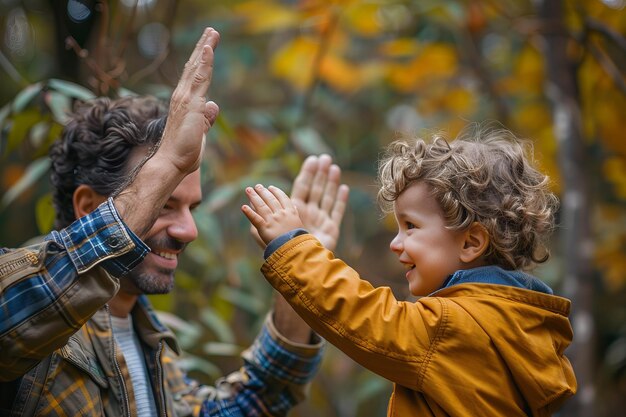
top-left (111, 314), bottom-right (158, 417)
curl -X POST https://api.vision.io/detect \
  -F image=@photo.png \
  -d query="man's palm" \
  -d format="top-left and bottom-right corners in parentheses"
top-left (290, 155), bottom-right (349, 252)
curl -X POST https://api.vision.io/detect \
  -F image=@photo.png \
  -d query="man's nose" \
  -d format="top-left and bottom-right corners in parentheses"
top-left (168, 209), bottom-right (198, 243)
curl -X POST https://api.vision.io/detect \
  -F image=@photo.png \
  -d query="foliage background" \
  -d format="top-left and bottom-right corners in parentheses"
top-left (0, 1), bottom-right (625, 416)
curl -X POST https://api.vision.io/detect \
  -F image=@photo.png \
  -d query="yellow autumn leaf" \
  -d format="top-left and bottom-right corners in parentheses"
top-left (320, 54), bottom-right (362, 93)
top-left (441, 87), bottom-right (474, 114)
top-left (387, 43), bottom-right (458, 92)
top-left (233, 0), bottom-right (301, 33)
top-left (512, 45), bottom-right (545, 94)
top-left (603, 156), bottom-right (626, 200)
top-left (343, 2), bottom-right (384, 37)
top-left (512, 102), bottom-right (553, 133)
top-left (379, 38), bottom-right (421, 58)
top-left (270, 37), bottom-right (318, 91)
top-left (594, 93), bottom-right (626, 156)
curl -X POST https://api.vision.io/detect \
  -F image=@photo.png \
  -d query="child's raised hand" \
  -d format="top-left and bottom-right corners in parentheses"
top-left (242, 184), bottom-right (305, 246)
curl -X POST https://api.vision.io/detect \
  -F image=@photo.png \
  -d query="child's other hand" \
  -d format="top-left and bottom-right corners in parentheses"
top-left (242, 184), bottom-right (305, 245)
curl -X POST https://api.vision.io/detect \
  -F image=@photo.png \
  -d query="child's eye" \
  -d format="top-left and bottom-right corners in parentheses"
top-left (406, 222), bottom-right (416, 230)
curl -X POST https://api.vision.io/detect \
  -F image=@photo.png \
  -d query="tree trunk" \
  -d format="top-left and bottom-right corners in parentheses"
top-left (537, 1), bottom-right (595, 416)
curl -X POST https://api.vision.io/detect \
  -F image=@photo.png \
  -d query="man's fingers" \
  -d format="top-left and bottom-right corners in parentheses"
top-left (331, 184), bottom-right (350, 224)
top-left (291, 155), bottom-right (318, 202)
top-left (308, 154), bottom-right (332, 204)
top-left (177, 28), bottom-right (219, 98)
top-left (189, 28), bottom-right (211, 67)
top-left (189, 44), bottom-right (215, 97)
top-left (319, 164), bottom-right (341, 213)
top-left (204, 101), bottom-right (220, 132)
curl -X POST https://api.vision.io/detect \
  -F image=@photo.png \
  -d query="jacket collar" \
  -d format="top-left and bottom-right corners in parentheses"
top-left (130, 295), bottom-right (181, 355)
top-left (87, 296), bottom-right (180, 355)
top-left (439, 265), bottom-right (554, 295)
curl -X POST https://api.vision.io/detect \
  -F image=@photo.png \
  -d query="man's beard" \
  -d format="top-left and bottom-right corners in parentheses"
top-left (127, 265), bottom-right (175, 294)
top-left (126, 235), bottom-right (186, 294)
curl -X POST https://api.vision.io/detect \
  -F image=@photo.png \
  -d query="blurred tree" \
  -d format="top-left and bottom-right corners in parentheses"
top-left (1, 1), bottom-right (625, 416)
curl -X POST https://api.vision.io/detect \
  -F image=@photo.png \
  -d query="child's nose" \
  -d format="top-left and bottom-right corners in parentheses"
top-left (389, 234), bottom-right (402, 254)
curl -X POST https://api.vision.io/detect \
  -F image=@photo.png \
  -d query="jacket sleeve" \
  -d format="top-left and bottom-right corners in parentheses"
top-left (0, 198), bottom-right (149, 381)
top-left (165, 314), bottom-right (324, 417)
top-left (261, 234), bottom-right (447, 390)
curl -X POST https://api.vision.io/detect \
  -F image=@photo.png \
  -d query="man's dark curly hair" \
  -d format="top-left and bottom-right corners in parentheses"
top-left (49, 96), bottom-right (167, 229)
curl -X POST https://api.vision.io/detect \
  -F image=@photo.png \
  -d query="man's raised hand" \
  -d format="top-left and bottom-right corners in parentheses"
top-left (158, 28), bottom-right (220, 174)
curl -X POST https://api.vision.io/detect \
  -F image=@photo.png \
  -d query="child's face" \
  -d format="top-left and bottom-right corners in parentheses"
top-left (390, 181), bottom-right (467, 296)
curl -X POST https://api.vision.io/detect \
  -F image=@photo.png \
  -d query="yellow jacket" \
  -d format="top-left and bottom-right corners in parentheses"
top-left (261, 234), bottom-right (577, 416)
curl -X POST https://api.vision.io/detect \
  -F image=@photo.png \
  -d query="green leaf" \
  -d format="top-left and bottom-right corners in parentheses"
top-left (48, 79), bottom-right (95, 101)
top-left (290, 126), bottom-right (333, 156)
top-left (213, 114), bottom-right (236, 150)
top-left (202, 342), bottom-right (242, 357)
top-left (217, 286), bottom-right (265, 315)
top-left (193, 211), bottom-right (224, 253)
top-left (176, 354), bottom-right (222, 380)
top-left (45, 91), bottom-right (72, 124)
top-left (199, 307), bottom-right (236, 343)
top-left (1, 157), bottom-right (50, 209)
top-left (117, 87), bottom-right (138, 97)
top-left (35, 193), bottom-right (55, 234)
top-left (0, 104), bottom-right (11, 156)
top-left (12, 82), bottom-right (43, 112)
top-left (6, 108), bottom-right (41, 155)
top-left (154, 310), bottom-right (202, 349)
top-left (0, 103), bottom-right (10, 129)
top-left (29, 121), bottom-right (49, 149)
top-left (204, 183), bottom-right (239, 212)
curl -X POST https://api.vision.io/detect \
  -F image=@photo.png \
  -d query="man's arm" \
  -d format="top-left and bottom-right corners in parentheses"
top-left (0, 28), bottom-right (221, 381)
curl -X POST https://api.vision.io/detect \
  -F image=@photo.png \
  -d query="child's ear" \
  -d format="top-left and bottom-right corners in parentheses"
top-left (73, 185), bottom-right (108, 220)
top-left (460, 222), bottom-right (490, 263)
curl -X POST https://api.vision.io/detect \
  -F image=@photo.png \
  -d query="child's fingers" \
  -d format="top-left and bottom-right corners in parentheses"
top-left (253, 184), bottom-right (283, 211)
top-left (245, 186), bottom-right (273, 216)
top-left (241, 205), bottom-right (264, 228)
top-left (267, 185), bottom-right (293, 209)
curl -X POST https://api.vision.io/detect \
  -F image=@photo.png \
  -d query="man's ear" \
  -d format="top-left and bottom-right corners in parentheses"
top-left (460, 222), bottom-right (490, 264)
top-left (73, 185), bottom-right (108, 219)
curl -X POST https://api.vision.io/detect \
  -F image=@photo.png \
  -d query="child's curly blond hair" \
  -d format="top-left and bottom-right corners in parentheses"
top-left (377, 123), bottom-right (559, 271)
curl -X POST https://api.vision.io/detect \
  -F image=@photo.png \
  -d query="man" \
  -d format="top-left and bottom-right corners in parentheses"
top-left (0, 28), bottom-right (349, 416)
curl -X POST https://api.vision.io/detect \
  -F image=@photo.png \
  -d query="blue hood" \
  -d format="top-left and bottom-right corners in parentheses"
top-left (440, 265), bottom-right (553, 295)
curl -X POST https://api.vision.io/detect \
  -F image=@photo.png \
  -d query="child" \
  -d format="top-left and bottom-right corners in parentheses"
top-left (241, 124), bottom-right (577, 416)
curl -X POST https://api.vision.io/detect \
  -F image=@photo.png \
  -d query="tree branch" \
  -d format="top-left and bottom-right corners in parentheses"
top-left (585, 17), bottom-right (626, 54)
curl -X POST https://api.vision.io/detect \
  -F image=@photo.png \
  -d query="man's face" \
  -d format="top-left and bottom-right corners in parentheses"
top-left (124, 169), bottom-right (202, 295)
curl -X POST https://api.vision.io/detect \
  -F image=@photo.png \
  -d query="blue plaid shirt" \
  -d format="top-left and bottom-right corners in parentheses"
top-left (0, 198), bottom-right (324, 416)
top-left (0, 198), bottom-right (149, 380)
